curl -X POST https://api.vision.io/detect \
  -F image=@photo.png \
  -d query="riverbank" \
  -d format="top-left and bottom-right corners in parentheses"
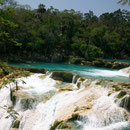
top-left (1, 55), bottom-right (130, 70)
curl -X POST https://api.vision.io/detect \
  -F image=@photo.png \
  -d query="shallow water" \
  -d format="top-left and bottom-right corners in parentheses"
top-left (9, 62), bottom-right (130, 82)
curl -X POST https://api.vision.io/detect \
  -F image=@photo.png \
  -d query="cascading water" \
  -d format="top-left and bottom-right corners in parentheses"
top-left (0, 69), bottom-right (130, 130)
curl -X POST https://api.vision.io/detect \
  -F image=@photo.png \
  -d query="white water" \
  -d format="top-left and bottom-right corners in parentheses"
top-left (76, 68), bottom-right (130, 78)
top-left (0, 73), bottom-right (129, 130)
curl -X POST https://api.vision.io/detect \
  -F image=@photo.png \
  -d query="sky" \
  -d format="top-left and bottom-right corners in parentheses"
top-left (16, 0), bottom-right (130, 16)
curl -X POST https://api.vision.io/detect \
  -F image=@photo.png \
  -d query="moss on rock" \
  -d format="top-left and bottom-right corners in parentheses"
top-left (12, 120), bottom-right (20, 128)
top-left (117, 91), bottom-right (127, 99)
top-left (51, 72), bottom-right (73, 83)
top-left (50, 121), bottom-right (62, 130)
top-left (119, 95), bottom-right (130, 112)
top-left (10, 89), bottom-right (16, 106)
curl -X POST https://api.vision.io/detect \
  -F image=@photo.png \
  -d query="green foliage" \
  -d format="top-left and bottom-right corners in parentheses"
top-left (118, 0), bottom-right (130, 5)
top-left (0, 1), bottom-right (129, 62)
top-left (12, 120), bottom-right (20, 128)
top-left (50, 121), bottom-right (62, 130)
top-left (87, 44), bottom-right (103, 58)
top-left (117, 91), bottom-right (127, 99)
top-left (112, 85), bottom-right (121, 91)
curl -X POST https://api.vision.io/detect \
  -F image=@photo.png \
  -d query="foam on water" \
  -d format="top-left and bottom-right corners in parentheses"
top-left (0, 73), bottom-right (129, 130)
top-left (0, 87), bottom-right (14, 130)
top-left (83, 122), bottom-right (130, 130)
top-left (16, 73), bottom-right (57, 95)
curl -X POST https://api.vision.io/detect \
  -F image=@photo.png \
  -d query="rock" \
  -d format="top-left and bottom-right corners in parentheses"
top-left (69, 56), bottom-right (84, 64)
top-left (112, 62), bottom-right (130, 69)
top-left (112, 85), bottom-right (121, 91)
top-left (10, 66), bottom-right (46, 74)
top-left (20, 99), bottom-right (36, 110)
top-left (51, 72), bottom-right (73, 83)
top-left (50, 121), bottom-right (62, 130)
top-left (25, 68), bottom-right (46, 74)
top-left (105, 62), bottom-right (113, 68)
top-left (92, 60), bottom-right (105, 67)
top-left (10, 88), bottom-right (16, 106)
top-left (81, 61), bottom-right (92, 66)
top-left (77, 81), bottom-right (82, 88)
top-left (74, 75), bottom-right (81, 84)
top-left (58, 85), bottom-right (74, 92)
top-left (119, 95), bottom-right (130, 112)
top-left (50, 120), bottom-right (77, 130)
top-left (117, 91), bottom-right (127, 99)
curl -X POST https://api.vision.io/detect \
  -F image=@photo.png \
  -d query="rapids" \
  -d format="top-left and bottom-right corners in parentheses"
top-left (0, 68), bottom-right (130, 130)
top-left (9, 63), bottom-right (130, 82)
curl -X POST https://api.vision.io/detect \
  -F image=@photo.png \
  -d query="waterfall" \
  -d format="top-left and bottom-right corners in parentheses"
top-left (0, 73), bottom-right (129, 130)
top-left (72, 75), bottom-right (76, 84)
top-left (119, 66), bottom-right (130, 77)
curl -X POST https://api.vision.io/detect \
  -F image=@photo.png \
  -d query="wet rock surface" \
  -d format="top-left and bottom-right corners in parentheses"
top-left (51, 72), bottom-right (74, 83)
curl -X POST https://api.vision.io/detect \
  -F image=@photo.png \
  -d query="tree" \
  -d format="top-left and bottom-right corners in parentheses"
top-left (118, 0), bottom-right (130, 5)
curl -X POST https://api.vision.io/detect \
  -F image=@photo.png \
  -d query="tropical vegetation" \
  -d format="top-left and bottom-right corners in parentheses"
top-left (0, 0), bottom-right (130, 62)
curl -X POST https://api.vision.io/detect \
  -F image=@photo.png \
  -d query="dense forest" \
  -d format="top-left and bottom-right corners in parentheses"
top-left (0, 0), bottom-right (130, 63)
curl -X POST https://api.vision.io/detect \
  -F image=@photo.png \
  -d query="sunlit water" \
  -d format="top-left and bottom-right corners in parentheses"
top-left (9, 62), bottom-right (130, 82)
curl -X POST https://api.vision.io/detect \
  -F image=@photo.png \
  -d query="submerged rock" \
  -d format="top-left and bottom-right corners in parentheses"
top-left (51, 72), bottom-right (73, 83)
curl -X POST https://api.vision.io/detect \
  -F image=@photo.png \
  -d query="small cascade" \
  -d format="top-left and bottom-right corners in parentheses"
top-left (0, 73), bottom-right (130, 130)
top-left (72, 75), bottom-right (76, 84)
top-left (117, 95), bottom-right (130, 112)
top-left (82, 121), bottom-right (130, 130)
top-left (80, 88), bottom-right (130, 130)
top-left (0, 85), bottom-right (17, 129)
top-left (75, 78), bottom-right (81, 88)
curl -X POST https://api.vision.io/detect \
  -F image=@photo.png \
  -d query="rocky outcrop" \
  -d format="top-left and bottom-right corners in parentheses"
top-left (10, 66), bottom-right (46, 74)
top-left (51, 72), bottom-right (74, 83)
top-left (79, 59), bottom-right (130, 69)
top-left (25, 68), bottom-right (46, 74)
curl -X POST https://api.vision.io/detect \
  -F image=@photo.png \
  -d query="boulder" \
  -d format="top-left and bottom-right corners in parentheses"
top-left (51, 72), bottom-right (74, 83)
